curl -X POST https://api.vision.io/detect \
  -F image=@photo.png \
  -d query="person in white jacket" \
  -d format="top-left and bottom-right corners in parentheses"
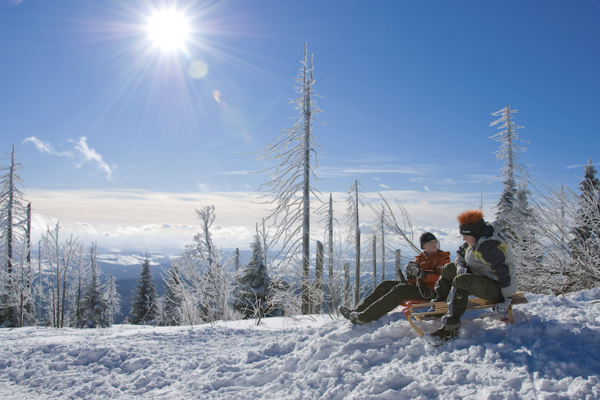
top-left (424, 209), bottom-right (518, 345)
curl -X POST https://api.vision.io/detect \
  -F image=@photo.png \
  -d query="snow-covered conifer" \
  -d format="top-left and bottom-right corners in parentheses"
top-left (79, 243), bottom-right (110, 328)
top-left (161, 268), bottom-right (182, 326)
top-left (571, 159), bottom-right (600, 245)
top-left (231, 233), bottom-right (271, 318)
top-left (564, 159), bottom-right (600, 289)
top-left (130, 254), bottom-right (158, 325)
top-left (104, 274), bottom-right (121, 325)
top-left (510, 180), bottom-right (547, 292)
top-left (170, 206), bottom-right (236, 325)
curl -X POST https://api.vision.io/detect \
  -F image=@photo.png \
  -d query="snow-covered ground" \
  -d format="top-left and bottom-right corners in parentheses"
top-left (1, 290), bottom-right (599, 399)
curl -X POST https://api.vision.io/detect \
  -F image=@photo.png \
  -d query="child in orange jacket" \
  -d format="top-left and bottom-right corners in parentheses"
top-left (339, 232), bottom-right (451, 324)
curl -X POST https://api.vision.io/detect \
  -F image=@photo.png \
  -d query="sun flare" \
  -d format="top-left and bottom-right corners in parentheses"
top-left (147, 9), bottom-right (190, 52)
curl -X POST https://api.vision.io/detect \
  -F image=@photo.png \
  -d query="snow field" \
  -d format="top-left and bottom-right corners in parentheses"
top-left (1, 290), bottom-right (599, 399)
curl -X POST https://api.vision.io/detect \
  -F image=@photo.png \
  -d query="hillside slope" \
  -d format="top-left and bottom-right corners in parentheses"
top-left (1, 289), bottom-right (599, 399)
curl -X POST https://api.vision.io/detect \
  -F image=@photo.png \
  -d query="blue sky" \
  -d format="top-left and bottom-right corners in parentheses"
top-left (1, 0), bottom-right (599, 253)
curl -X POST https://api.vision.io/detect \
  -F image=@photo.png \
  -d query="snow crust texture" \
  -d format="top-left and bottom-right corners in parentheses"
top-left (1, 290), bottom-right (599, 399)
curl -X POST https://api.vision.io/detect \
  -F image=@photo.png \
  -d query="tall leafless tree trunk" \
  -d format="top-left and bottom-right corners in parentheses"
top-left (314, 241), bottom-right (323, 313)
top-left (255, 43), bottom-right (324, 315)
top-left (344, 262), bottom-right (350, 307)
top-left (372, 236), bottom-right (377, 291)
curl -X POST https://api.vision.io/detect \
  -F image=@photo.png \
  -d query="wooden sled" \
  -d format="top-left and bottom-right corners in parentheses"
top-left (400, 292), bottom-right (529, 337)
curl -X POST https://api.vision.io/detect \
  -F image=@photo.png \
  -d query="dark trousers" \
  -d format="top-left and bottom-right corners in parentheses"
top-left (354, 280), bottom-right (433, 323)
top-left (438, 263), bottom-right (503, 329)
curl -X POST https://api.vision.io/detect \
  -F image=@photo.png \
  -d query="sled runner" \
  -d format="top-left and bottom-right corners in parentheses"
top-left (400, 292), bottom-right (528, 337)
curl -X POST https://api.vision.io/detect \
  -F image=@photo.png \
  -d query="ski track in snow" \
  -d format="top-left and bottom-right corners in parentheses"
top-left (1, 290), bottom-right (600, 399)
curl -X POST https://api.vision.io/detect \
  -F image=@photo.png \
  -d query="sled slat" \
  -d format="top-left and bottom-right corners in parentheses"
top-left (401, 292), bottom-right (528, 337)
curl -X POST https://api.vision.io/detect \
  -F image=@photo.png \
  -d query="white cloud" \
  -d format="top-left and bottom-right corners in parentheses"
top-left (466, 174), bottom-right (496, 183)
top-left (198, 183), bottom-right (212, 192)
top-left (221, 171), bottom-right (251, 175)
top-left (23, 136), bottom-right (114, 180)
top-left (566, 164), bottom-right (583, 169)
top-left (23, 136), bottom-right (73, 157)
top-left (30, 213), bottom-right (59, 243)
top-left (351, 152), bottom-right (395, 164)
top-left (76, 222), bottom-right (98, 235)
top-left (341, 167), bottom-right (419, 174)
top-left (22, 137), bottom-right (54, 154)
top-left (69, 137), bottom-right (114, 181)
top-left (424, 186), bottom-right (432, 192)
top-left (319, 165), bottom-right (425, 178)
top-left (379, 184), bottom-right (390, 189)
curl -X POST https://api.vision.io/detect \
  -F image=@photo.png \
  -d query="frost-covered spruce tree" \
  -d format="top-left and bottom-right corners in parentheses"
top-left (231, 233), bottom-right (271, 318)
top-left (512, 180), bottom-right (547, 292)
top-left (161, 269), bottom-right (182, 326)
top-left (256, 43), bottom-right (325, 315)
top-left (79, 243), bottom-right (110, 328)
top-left (565, 158), bottom-right (600, 289)
top-left (171, 205), bottom-right (235, 325)
top-left (104, 274), bottom-right (122, 325)
top-left (571, 159), bottom-right (600, 246)
top-left (0, 147), bottom-right (29, 326)
top-left (489, 105), bottom-right (529, 242)
top-left (518, 181), bottom-right (598, 294)
top-left (130, 254), bottom-right (158, 325)
top-left (189, 205), bottom-right (234, 322)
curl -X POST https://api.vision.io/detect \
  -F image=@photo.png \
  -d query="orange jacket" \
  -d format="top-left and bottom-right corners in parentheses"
top-left (407, 249), bottom-right (451, 290)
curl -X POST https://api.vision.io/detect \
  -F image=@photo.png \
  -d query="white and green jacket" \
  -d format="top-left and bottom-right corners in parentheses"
top-left (456, 224), bottom-right (518, 299)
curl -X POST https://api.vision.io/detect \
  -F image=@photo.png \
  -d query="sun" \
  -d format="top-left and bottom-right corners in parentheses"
top-left (147, 9), bottom-right (190, 52)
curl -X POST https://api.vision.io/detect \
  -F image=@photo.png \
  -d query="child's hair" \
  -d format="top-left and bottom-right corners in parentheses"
top-left (457, 209), bottom-right (484, 225)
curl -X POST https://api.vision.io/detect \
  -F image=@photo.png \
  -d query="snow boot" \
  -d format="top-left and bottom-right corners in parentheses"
top-left (349, 312), bottom-right (365, 325)
top-left (432, 277), bottom-right (452, 303)
top-left (338, 305), bottom-right (352, 320)
top-left (443, 287), bottom-right (469, 327)
top-left (423, 326), bottom-right (459, 346)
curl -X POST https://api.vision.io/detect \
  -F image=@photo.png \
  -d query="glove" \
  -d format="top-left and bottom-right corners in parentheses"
top-left (405, 261), bottom-right (426, 280)
top-left (493, 298), bottom-right (512, 313)
top-left (456, 263), bottom-right (469, 275)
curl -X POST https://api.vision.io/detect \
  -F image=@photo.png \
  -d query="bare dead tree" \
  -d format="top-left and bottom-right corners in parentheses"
top-left (345, 180), bottom-right (365, 306)
top-left (255, 44), bottom-right (325, 315)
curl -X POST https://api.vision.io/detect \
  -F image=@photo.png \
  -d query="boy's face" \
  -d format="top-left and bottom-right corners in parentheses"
top-left (422, 240), bottom-right (438, 254)
top-left (463, 235), bottom-right (476, 247)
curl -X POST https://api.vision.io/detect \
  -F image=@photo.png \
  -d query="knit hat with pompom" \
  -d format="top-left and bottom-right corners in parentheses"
top-left (458, 210), bottom-right (486, 239)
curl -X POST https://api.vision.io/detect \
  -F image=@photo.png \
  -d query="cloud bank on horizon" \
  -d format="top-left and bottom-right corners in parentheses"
top-left (26, 187), bottom-right (487, 254)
